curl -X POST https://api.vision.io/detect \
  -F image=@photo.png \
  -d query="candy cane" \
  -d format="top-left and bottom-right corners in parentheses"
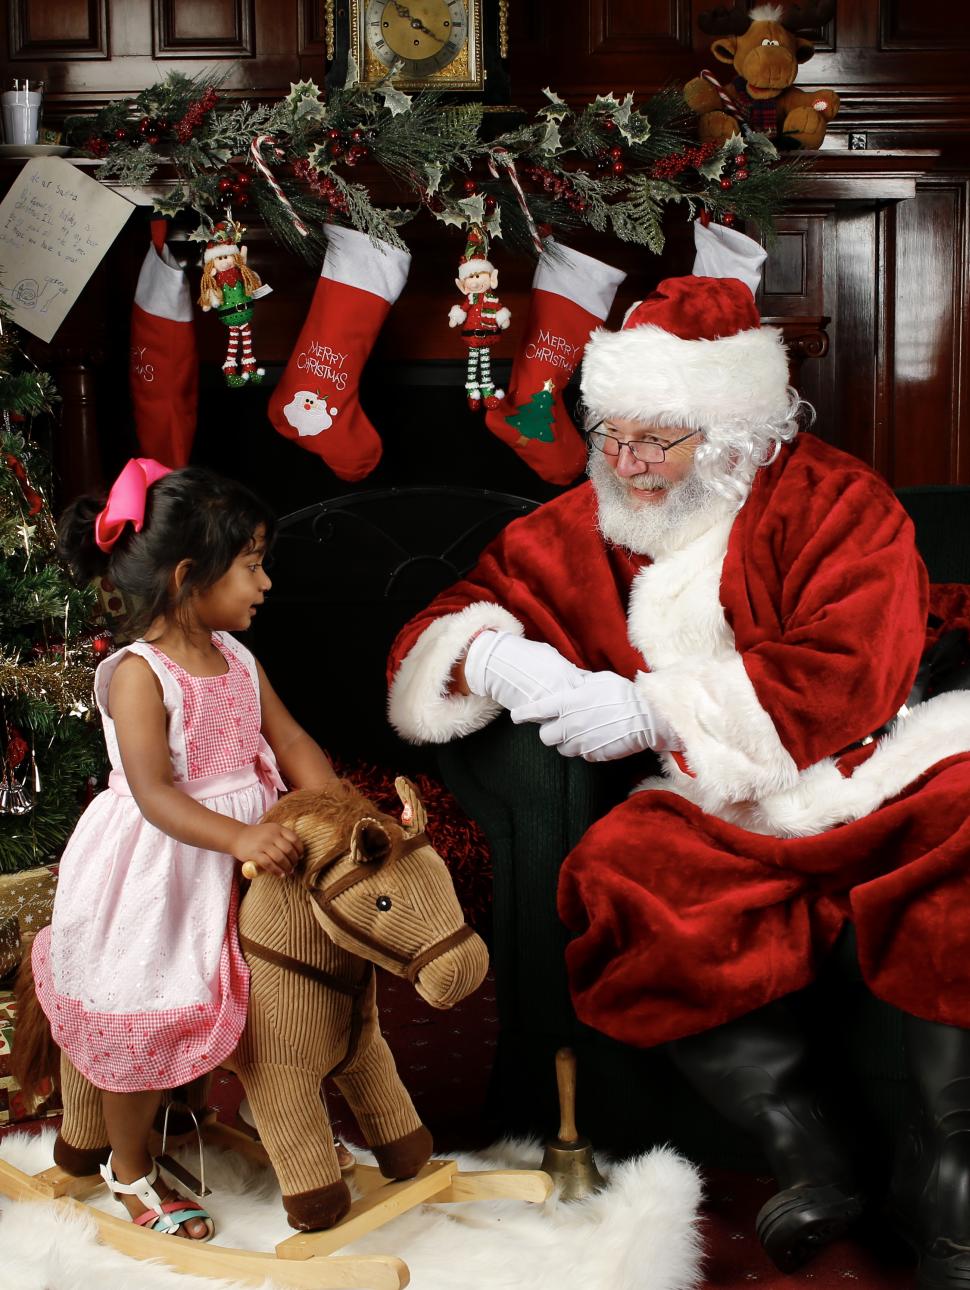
top-left (250, 135), bottom-right (310, 238)
top-left (488, 146), bottom-right (544, 255)
top-left (699, 70), bottom-right (746, 126)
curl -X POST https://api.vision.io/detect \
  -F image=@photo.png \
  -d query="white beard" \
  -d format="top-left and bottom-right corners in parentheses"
top-left (588, 450), bottom-right (740, 558)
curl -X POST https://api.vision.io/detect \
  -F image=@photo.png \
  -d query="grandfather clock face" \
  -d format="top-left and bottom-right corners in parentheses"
top-left (364, 0), bottom-right (470, 80)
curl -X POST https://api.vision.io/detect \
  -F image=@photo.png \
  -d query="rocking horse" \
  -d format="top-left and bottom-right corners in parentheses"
top-left (2, 777), bottom-right (552, 1288)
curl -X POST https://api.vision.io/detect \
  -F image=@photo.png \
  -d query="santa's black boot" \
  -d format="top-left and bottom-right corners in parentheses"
top-left (891, 1014), bottom-right (970, 1290)
top-left (667, 1002), bottom-right (865, 1273)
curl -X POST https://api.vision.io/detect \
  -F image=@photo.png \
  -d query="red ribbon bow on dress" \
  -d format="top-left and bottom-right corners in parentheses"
top-left (94, 458), bottom-right (173, 553)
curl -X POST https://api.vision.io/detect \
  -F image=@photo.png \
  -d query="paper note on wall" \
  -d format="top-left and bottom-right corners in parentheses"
top-left (0, 157), bottom-right (134, 343)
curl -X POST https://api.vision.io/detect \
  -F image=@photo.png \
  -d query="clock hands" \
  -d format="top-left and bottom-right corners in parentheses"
top-left (389, 2), bottom-right (446, 45)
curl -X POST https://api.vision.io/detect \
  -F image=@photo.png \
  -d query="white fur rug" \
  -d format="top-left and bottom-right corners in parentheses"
top-left (0, 1128), bottom-right (704, 1290)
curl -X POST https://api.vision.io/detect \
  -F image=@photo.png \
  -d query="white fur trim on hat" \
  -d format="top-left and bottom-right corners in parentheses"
top-left (458, 258), bottom-right (494, 281)
top-left (580, 321), bottom-right (791, 429)
top-left (204, 242), bottom-right (239, 264)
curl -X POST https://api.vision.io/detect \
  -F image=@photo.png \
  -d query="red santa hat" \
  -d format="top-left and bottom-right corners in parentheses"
top-left (580, 222), bottom-right (792, 431)
top-left (203, 219), bottom-right (243, 265)
top-left (457, 223), bottom-right (495, 282)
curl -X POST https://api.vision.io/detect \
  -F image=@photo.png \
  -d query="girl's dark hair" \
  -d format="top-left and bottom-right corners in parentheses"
top-left (57, 466), bottom-right (277, 640)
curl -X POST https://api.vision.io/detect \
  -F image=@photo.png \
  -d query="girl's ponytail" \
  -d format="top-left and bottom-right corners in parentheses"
top-left (56, 492), bottom-right (110, 584)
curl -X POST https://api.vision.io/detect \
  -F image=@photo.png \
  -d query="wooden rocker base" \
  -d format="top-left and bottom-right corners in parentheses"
top-left (0, 1121), bottom-right (554, 1289)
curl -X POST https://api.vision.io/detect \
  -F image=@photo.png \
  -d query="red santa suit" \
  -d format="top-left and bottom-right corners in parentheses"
top-left (387, 430), bottom-right (970, 1048)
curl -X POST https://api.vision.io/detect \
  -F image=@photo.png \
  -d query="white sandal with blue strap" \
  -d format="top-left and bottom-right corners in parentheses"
top-left (99, 1152), bottom-right (215, 1240)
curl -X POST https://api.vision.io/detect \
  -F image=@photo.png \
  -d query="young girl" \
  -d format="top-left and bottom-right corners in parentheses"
top-left (30, 458), bottom-right (338, 1240)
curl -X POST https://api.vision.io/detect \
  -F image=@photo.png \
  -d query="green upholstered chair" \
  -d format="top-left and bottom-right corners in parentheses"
top-left (435, 485), bottom-right (970, 1177)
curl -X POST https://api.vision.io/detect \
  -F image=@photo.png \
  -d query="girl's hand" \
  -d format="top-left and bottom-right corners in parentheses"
top-left (233, 822), bottom-right (303, 878)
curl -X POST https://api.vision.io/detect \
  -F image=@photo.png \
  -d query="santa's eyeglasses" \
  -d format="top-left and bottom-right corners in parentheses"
top-left (586, 425), bottom-right (700, 464)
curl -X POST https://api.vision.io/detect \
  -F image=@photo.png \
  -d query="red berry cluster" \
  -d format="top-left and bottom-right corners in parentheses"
top-left (292, 157), bottom-right (349, 213)
top-left (324, 126), bottom-right (370, 166)
top-left (650, 140), bottom-right (719, 180)
top-left (522, 164), bottom-right (587, 213)
top-left (456, 178), bottom-right (498, 215)
top-left (83, 136), bottom-right (111, 157)
top-left (175, 87), bottom-right (219, 144)
top-left (217, 168), bottom-right (253, 208)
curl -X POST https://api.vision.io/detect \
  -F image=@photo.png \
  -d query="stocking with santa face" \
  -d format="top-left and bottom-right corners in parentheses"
top-left (267, 225), bottom-right (411, 481)
top-left (485, 239), bottom-right (626, 484)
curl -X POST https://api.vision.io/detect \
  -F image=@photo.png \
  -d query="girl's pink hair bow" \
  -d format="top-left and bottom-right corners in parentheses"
top-left (94, 458), bottom-right (173, 553)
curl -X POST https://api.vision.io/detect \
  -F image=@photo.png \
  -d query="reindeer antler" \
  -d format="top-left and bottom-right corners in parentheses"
top-left (781, 0), bottom-right (835, 32)
top-left (698, 0), bottom-right (753, 37)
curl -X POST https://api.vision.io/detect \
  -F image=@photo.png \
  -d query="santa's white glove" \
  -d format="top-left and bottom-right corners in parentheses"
top-left (463, 630), bottom-right (588, 711)
top-left (510, 670), bottom-right (682, 761)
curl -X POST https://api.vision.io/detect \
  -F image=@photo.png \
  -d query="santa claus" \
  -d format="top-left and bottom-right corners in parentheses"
top-left (387, 221), bottom-right (970, 1290)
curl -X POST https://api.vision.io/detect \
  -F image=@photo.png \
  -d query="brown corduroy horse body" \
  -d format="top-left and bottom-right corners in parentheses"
top-left (14, 776), bottom-right (490, 1232)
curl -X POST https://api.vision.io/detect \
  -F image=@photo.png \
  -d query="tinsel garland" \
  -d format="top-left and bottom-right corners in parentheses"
top-left (329, 755), bottom-right (492, 934)
top-left (65, 72), bottom-right (797, 264)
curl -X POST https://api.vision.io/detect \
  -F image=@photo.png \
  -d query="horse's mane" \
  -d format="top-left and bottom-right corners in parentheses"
top-left (264, 778), bottom-right (404, 884)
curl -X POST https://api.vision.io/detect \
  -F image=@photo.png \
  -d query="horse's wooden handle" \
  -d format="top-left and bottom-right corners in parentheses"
top-left (555, 1046), bottom-right (579, 1143)
top-left (241, 862), bottom-right (258, 881)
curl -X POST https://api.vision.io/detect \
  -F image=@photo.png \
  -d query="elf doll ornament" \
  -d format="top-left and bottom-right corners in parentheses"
top-left (448, 225), bottom-right (511, 411)
top-left (198, 219), bottom-right (273, 388)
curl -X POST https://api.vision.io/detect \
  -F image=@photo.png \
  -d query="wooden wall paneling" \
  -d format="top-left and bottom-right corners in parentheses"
top-left (829, 206), bottom-right (884, 471)
top-left (891, 181), bottom-right (966, 485)
top-left (153, 0), bottom-right (256, 58)
top-left (7, 0), bottom-right (109, 60)
top-left (880, 3), bottom-right (970, 50)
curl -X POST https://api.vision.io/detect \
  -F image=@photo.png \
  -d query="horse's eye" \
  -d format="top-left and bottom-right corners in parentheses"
top-left (376, 895), bottom-right (392, 912)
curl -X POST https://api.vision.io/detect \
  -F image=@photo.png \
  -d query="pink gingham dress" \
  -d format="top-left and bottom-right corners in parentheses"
top-left (32, 632), bottom-right (283, 1093)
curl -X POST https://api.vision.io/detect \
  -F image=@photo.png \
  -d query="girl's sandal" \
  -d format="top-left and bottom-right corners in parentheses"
top-left (100, 1151), bottom-right (215, 1240)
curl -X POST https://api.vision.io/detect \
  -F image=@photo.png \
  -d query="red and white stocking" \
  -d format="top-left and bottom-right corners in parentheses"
top-left (267, 225), bottom-right (411, 481)
top-left (129, 219), bottom-right (198, 468)
top-left (485, 239), bottom-right (626, 485)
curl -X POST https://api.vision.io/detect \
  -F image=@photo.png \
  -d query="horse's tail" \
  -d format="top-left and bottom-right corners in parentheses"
top-left (10, 951), bottom-right (60, 1099)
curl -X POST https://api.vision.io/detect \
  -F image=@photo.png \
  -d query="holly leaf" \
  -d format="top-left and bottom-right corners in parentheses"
top-left (287, 79), bottom-right (322, 109)
top-left (484, 203), bottom-right (503, 241)
top-left (744, 130), bottom-right (779, 161)
top-left (295, 96), bottom-right (327, 124)
top-left (457, 193), bottom-right (486, 225)
top-left (540, 87), bottom-right (569, 121)
top-left (539, 120), bottom-right (562, 153)
top-left (151, 190), bottom-right (187, 219)
top-left (431, 203), bottom-right (468, 229)
top-left (380, 84), bottom-right (413, 117)
top-left (700, 146), bottom-right (729, 181)
top-left (424, 162), bottom-right (444, 195)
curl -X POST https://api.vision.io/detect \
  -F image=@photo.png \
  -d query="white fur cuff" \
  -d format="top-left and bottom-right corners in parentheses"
top-left (388, 602), bottom-right (525, 744)
top-left (637, 654), bottom-right (799, 804)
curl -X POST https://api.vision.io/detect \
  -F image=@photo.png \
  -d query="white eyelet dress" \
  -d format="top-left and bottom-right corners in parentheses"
top-left (31, 631), bottom-right (283, 1093)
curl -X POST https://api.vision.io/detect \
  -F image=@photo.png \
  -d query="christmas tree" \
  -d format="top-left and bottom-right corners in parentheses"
top-left (0, 310), bottom-right (107, 874)
top-left (506, 380), bottom-right (556, 446)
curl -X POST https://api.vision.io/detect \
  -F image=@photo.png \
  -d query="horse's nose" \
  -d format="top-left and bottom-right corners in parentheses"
top-left (414, 930), bottom-right (489, 1009)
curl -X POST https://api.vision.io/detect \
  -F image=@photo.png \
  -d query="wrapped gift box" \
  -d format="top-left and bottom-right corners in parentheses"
top-left (0, 863), bottom-right (59, 962)
top-left (0, 987), bottom-right (62, 1126)
top-left (0, 915), bottom-right (20, 982)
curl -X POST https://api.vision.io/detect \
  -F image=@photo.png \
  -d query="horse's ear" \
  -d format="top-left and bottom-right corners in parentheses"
top-left (394, 776), bottom-right (427, 835)
top-left (350, 816), bottom-right (393, 865)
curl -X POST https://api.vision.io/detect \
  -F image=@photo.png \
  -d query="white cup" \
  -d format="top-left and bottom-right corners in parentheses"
top-left (2, 79), bottom-right (43, 147)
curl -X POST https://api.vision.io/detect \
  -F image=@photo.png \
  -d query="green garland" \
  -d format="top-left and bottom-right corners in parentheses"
top-left (66, 72), bottom-right (796, 262)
